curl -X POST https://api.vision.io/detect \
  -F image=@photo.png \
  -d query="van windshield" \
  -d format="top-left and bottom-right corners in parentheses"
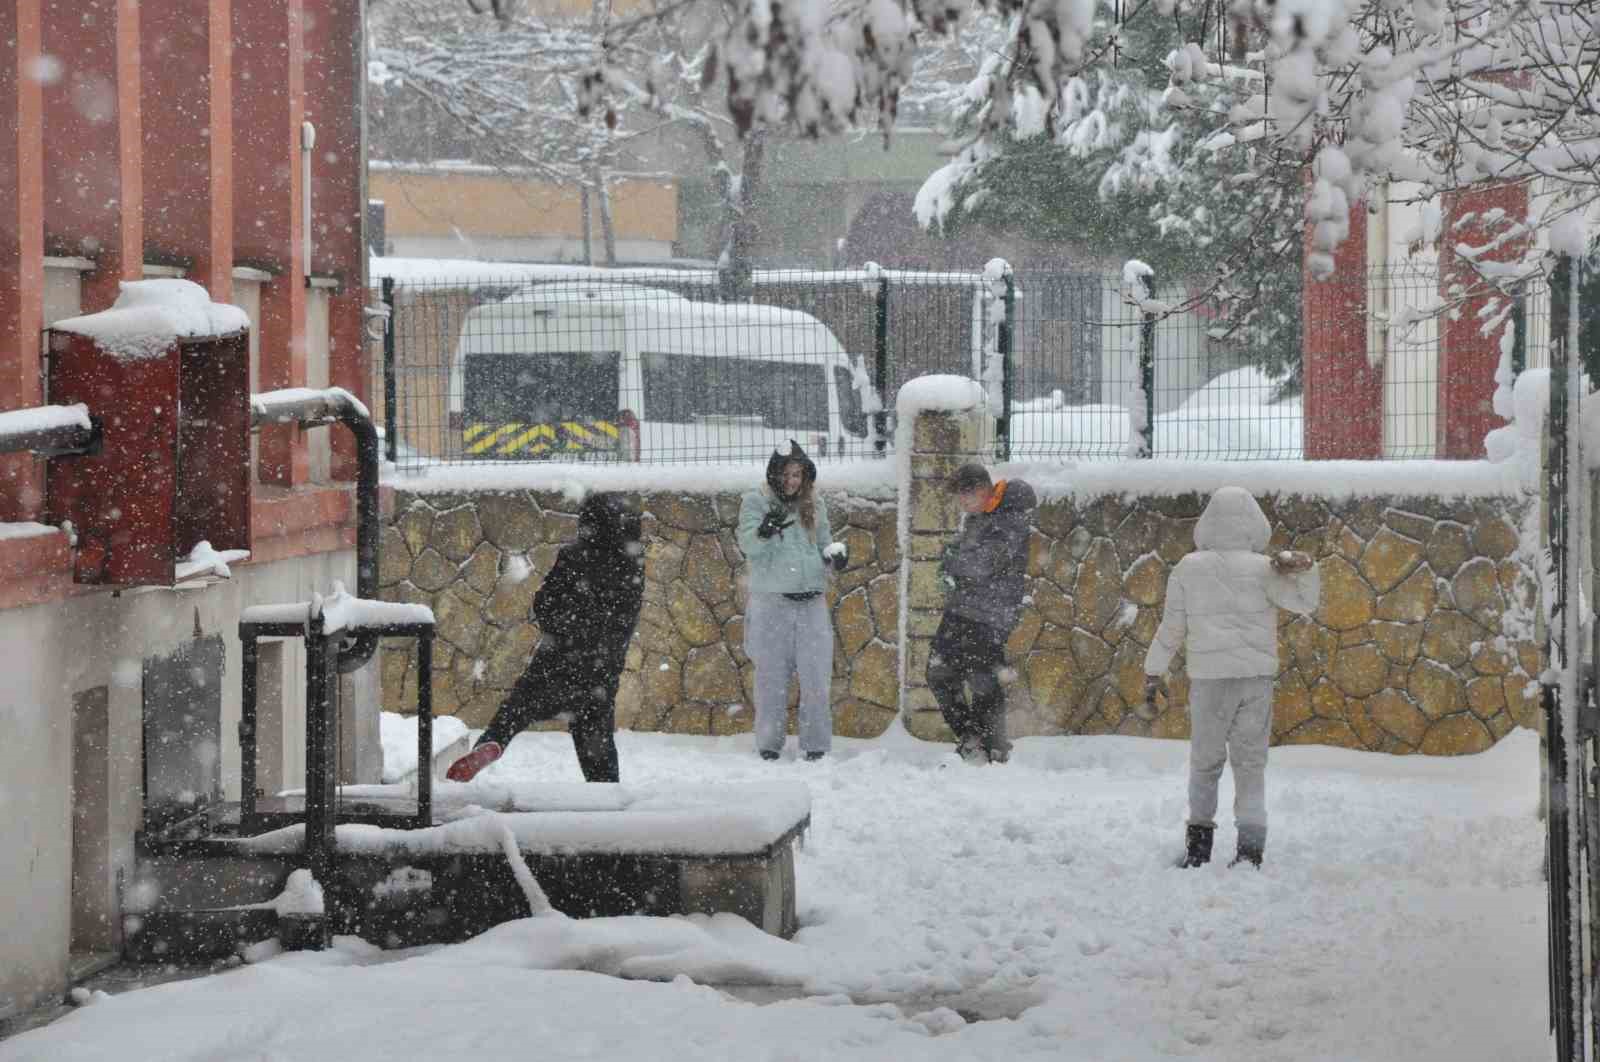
top-left (463, 351), bottom-right (619, 422)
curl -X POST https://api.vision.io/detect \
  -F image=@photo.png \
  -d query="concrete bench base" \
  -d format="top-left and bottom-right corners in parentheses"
top-left (126, 782), bottom-right (808, 962)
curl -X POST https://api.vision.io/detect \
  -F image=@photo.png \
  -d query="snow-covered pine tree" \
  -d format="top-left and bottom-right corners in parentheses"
top-left (910, 1), bottom-right (1303, 391)
top-left (438, 0), bottom-right (1600, 308)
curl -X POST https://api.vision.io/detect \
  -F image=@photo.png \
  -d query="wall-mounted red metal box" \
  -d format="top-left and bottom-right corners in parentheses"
top-left (46, 280), bottom-right (253, 586)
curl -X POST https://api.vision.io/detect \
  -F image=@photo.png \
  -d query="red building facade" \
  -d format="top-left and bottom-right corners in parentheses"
top-left (0, 0), bottom-right (369, 601)
top-left (0, 0), bottom-right (373, 1020)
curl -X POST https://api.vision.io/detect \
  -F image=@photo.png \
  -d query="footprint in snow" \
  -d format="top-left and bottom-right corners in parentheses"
top-left (1077, 932), bottom-right (1110, 957)
top-left (1252, 1021), bottom-right (1290, 1041)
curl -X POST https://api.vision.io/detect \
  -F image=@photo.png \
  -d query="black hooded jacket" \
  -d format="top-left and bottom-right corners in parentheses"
top-left (532, 493), bottom-right (645, 669)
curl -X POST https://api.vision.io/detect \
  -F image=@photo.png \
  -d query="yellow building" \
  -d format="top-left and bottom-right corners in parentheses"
top-left (370, 162), bottom-right (679, 262)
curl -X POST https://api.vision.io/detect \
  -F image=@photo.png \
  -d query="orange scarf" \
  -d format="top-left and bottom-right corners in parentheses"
top-left (983, 480), bottom-right (1008, 513)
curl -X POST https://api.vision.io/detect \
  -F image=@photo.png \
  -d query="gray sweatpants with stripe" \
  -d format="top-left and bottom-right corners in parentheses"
top-left (1188, 675), bottom-right (1274, 849)
top-left (745, 592), bottom-right (834, 756)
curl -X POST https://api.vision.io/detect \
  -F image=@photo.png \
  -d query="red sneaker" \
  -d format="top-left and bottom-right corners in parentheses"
top-left (445, 741), bottom-right (502, 782)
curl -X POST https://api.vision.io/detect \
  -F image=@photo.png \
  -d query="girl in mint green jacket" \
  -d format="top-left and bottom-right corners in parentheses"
top-left (737, 441), bottom-right (847, 761)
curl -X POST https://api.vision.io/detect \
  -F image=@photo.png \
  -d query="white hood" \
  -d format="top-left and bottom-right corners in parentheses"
top-left (1193, 486), bottom-right (1271, 552)
top-left (1144, 485), bottom-right (1320, 680)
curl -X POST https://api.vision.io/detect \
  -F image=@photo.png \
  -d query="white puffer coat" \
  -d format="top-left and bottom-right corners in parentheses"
top-left (1144, 487), bottom-right (1321, 680)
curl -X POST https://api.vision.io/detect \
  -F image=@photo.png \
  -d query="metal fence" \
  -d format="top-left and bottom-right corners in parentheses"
top-left (368, 262), bottom-right (1549, 467)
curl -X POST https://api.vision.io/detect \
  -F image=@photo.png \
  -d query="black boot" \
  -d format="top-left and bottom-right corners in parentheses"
top-left (1230, 825), bottom-right (1264, 868)
top-left (1230, 841), bottom-right (1263, 869)
top-left (1178, 824), bottom-right (1214, 869)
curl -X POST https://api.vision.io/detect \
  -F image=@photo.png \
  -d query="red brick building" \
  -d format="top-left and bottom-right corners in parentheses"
top-left (0, 0), bottom-right (375, 1019)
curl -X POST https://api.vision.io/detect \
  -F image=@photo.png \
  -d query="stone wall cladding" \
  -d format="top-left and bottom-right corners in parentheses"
top-left (379, 442), bottom-right (1539, 756)
top-left (995, 492), bottom-right (1541, 754)
top-left (378, 489), bottom-right (902, 741)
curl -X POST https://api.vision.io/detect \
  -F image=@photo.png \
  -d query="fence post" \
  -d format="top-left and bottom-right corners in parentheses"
top-left (874, 273), bottom-right (890, 454)
top-left (1544, 247), bottom-right (1587, 1062)
top-left (1511, 284), bottom-right (1527, 378)
top-left (1139, 270), bottom-right (1156, 458)
top-left (999, 272), bottom-right (1015, 462)
top-left (381, 276), bottom-right (397, 465)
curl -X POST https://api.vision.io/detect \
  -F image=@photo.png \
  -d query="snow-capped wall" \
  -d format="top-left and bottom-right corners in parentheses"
top-left (380, 420), bottom-right (1540, 756)
top-left (997, 490), bottom-right (1539, 753)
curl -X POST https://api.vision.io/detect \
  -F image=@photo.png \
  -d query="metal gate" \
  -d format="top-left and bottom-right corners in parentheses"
top-left (141, 635), bottom-right (226, 832)
top-left (1547, 250), bottom-right (1595, 1061)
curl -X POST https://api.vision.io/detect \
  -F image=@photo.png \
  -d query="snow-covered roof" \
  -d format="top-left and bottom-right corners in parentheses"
top-left (52, 279), bottom-right (250, 360)
top-left (373, 256), bottom-right (990, 291)
top-left (456, 284), bottom-right (852, 363)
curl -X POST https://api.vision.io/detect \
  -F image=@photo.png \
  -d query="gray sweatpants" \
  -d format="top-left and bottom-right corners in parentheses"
top-left (745, 592), bottom-right (834, 755)
top-left (1188, 675), bottom-right (1274, 847)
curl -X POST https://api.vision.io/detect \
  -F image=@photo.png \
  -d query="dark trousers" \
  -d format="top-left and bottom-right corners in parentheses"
top-left (926, 613), bottom-right (1011, 753)
top-left (479, 643), bottom-right (621, 783)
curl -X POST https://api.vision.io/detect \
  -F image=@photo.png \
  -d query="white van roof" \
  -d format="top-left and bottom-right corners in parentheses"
top-left (460, 282), bottom-right (849, 361)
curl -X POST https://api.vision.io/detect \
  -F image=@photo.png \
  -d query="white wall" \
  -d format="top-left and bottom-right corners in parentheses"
top-left (42, 260), bottom-right (88, 325)
top-left (0, 546), bottom-right (363, 1020)
top-left (1098, 284), bottom-right (1218, 415)
top-left (388, 233), bottom-right (674, 263)
top-left (306, 287), bottom-right (333, 482)
top-left (1373, 184), bottom-right (1440, 458)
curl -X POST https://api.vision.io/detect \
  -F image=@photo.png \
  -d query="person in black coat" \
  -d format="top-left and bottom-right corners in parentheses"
top-left (445, 492), bottom-right (645, 783)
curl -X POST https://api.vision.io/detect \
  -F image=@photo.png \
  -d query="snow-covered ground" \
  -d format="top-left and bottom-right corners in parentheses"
top-left (2, 726), bottom-right (1549, 1061)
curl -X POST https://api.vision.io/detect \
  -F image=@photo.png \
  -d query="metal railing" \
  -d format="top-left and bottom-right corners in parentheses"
top-left (367, 261), bottom-right (1546, 466)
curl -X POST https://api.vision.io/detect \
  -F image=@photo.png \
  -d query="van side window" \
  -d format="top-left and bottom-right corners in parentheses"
top-left (643, 353), bottom-right (829, 432)
top-left (835, 366), bottom-right (867, 437)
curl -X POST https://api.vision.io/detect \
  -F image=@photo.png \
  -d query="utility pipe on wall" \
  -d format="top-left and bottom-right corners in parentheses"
top-left (0, 403), bottom-right (99, 458)
top-left (250, 386), bottom-right (380, 673)
top-left (301, 122), bottom-right (316, 271)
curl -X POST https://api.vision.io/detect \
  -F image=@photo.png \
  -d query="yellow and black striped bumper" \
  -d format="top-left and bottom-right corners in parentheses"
top-left (462, 419), bottom-right (621, 458)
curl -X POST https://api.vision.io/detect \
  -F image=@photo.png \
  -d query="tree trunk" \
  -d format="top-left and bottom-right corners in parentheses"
top-left (586, 0), bottom-right (615, 266)
top-left (719, 129), bottom-right (767, 302)
top-left (593, 163), bottom-right (617, 265)
top-left (580, 184), bottom-right (593, 265)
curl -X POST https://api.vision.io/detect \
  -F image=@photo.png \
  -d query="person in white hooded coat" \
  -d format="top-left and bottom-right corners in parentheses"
top-left (1144, 486), bottom-right (1321, 869)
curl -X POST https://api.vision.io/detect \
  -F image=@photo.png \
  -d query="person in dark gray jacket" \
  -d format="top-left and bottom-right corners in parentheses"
top-left (928, 463), bottom-right (1037, 763)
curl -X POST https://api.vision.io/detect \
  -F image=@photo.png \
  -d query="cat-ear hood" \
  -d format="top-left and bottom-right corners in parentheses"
top-left (765, 439), bottom-right (817, 496)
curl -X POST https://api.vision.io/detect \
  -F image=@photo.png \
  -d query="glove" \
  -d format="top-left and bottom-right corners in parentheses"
top-left (1272, 550), bottom-right (1314, 574)
top-left (756, 509), bottom-right (794, 540)
top-left (827, 543), bottom-right (848, 572)
top-left (1136, 676), bottom-right (1167, 722)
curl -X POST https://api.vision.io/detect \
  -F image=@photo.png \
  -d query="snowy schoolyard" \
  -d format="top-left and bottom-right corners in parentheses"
top-left (2, 724), bottom-right (1549, 1062)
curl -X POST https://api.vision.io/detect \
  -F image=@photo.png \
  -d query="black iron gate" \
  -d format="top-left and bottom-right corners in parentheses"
top-left (1547, 249), bottom-right (1592, 1062)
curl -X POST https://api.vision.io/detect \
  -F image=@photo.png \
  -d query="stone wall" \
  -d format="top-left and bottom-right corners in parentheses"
top-left (380, 413), bottom-right (1540, 756)
top-left (986, 492), bottom-right (1537, 753)
top-left (894, 405), bottom-right (1540, 755)
top-left (378, 489), bottom-right (902, 740)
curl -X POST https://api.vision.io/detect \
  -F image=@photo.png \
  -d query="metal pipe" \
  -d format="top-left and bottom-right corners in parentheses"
top-left (301, 122), bottom-right (316, 271)
top-left (381, 277), bottom-right (397, 465)
top-left (0, 403), bottom-right (99, 458)
top-left (250, 386), bottom-right (381, 672)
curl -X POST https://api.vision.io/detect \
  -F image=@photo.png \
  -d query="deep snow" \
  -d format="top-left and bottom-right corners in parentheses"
top-left (1, 726), bottom-right (1549, 1061)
